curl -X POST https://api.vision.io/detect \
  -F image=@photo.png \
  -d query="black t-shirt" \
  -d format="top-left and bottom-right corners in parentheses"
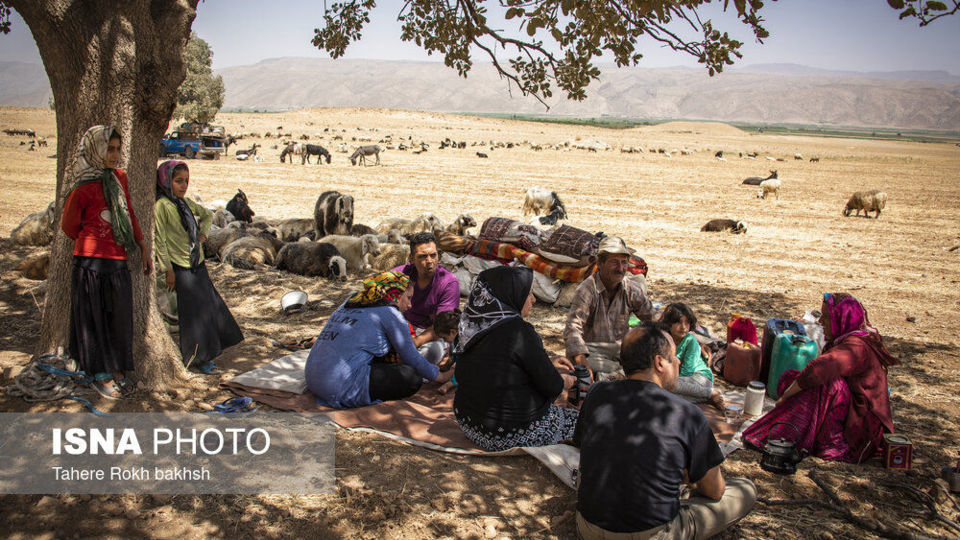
top-left (454, 318), bottom-right (564, 432)
top-left (573, 379), bottom-right (725, 532)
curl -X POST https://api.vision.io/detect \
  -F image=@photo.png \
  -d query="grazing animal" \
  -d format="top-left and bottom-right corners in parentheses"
top-left (275, 218), bottom-right (316, 242)
top-left (445, 214), bottom-right (477, 236)
top-left (279, 143), bottom-right (297, 163)
top-left (522, 187), bottom-right (568, 222)
top-left (742, 170), bottom-right (777, 186)
top-left (844, 190), bottom-right (887, 218)
top-left (476, 152), bottom-right (488, 158)
top-left (16, 251), bottom-right (50, 280)
top-left (221, 231), bottom-right (283, 269)
top-left (377, 213), bottom-right (443, 236)
top-left (809, 157), bottom-right (820, 163)
top-left (317, 234), bottom-right (382, 272)
top-left (314, 190), bottom-right (355, 238)
top-left (701, 219), bottom-right (747, 234)
top-left (714, 150), bottom-right (723, 158)
top-left (276, 242), bottom-right (347, 280)
top-left (794, 153), bottom-right (803, 160)
top-left (303, 144), bottom-right (332, 165)
top-left (757, 178), bottom-right (781, 200)
top-left (226, 189), bottom-right (255, 223)
top-left (350, 145), bottom-right (381, 166)
top-left (11, 202), bottom-right (56, 246)
top-left (369, 244), bottom-right (411, 272)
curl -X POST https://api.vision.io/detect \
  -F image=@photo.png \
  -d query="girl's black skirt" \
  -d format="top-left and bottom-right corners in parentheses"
top-left (69, 256), bottom-right (134, 375)
top-left (173, 262), bottom-right (243, 365)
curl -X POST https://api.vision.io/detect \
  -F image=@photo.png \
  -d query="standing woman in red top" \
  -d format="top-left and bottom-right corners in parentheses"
top-left (60, 125), bottom-right (152, 400)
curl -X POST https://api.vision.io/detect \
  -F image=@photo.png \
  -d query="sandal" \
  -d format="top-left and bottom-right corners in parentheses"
top-left (116, 377), bottom-right (136, 396)
top-left (210, 396), bottom-right (257, 414)
top-left (92, 373), bottom-right (122, 400)
top-left (196, 361), bottom-right (219, 375)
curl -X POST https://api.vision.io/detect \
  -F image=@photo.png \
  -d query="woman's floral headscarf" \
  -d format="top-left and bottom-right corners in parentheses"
top-left (345, 271), bottom-right (411, 308)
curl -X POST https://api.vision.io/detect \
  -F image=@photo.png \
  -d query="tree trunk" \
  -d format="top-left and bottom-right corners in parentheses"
top-left (10, 0), bottom-right (201, 390)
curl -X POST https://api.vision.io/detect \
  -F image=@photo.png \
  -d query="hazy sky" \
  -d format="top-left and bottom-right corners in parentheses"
top-left (2, 0), bottom-right (958, 74)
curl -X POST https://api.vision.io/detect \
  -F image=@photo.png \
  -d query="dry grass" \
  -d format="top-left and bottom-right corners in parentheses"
top-left (1, 106), bottom-right (959, 539)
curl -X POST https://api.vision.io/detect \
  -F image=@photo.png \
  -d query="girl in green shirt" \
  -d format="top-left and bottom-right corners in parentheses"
top-left (155, 160), bottom-right (243, 374)
top-left (660, 303), bottom-right (724, 409)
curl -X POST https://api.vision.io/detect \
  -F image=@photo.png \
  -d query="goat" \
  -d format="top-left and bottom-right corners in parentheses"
top-left (226, 190), bottom-right (255, 223)
top-left (522, 187), bottom-right (567, 223)
top-left (314, 191), bottom-right (354, 238)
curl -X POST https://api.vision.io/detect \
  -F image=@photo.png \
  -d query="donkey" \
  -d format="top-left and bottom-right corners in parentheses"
top-left (303, 144), bottom-right (332, 164)
top-left (350, 145), bottom-right (381, 166)
top-left (280, 143), bottom-right (297, 163)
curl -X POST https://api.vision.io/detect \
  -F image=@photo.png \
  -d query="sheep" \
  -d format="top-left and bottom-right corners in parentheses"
top-left (211, 209), bottom-right (236, 229)
top-left (522, 187), bottom-right (567, 221)
top-left (275, 218), bottom-right (315, 242)
top-left (11, 202), bottom-right (56, 246)
top-left (15, 250), bottom-right (50, 280)
top-left (316, 234), bottom-right (382, 272)
top-left (349, 223), bottom-right (379, 237)
top-left (742, 170), bottom-right (777, 186)
top-left (204, 227), bottom-right (247, 258)
top-left (377, 213), bottom-right (443, 236)
top-left (369, 243), bottom-right (411, 272)
top-left (700, 219), bottom-right (747, 234)
top-left (379, 229), bottom-right (404, 244)
top-left (444, 214), bottom-right (477, 236)
top-left (221, 231), bottom-right (284, 269)
top-left (275, 241), bottom-right (347, 280)
top-left (844, 190), bottom-right (887, 218)
top-left (794, 153), bottom-right (803, 160)
top-left (757, 179), bottom-right (781, 200)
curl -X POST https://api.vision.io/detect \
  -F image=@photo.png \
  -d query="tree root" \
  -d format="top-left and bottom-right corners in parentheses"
top-left (757, 470), bottom-right (953, 540)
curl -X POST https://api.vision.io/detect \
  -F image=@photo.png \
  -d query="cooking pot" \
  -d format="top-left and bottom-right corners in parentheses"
top-left (759, 422), bottom-right (806, 475)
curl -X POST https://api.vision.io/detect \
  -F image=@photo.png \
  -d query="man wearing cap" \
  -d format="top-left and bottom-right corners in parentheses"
top-left (563, 236), bottom-right (653, 378)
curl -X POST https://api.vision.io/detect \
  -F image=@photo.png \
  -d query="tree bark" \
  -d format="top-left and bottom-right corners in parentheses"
top-left (10, 0), bottom-right (200, 389)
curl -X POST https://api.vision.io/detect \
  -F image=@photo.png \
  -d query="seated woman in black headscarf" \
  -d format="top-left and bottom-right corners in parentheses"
top-left (453, 266), bottom-right (577, 451)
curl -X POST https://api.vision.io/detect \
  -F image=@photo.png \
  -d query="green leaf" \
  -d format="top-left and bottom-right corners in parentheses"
top-left (927, 1), bottom-right (948, 10)
top-left (887, 0), bottom-right (905, 9)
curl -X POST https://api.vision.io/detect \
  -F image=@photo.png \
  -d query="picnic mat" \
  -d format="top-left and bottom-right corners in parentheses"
top-left (223, 353), bottom-right (771, 487)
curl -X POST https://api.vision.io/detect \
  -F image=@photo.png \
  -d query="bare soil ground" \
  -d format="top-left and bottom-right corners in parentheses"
top-left (1, 107), bottom-right (959, 539)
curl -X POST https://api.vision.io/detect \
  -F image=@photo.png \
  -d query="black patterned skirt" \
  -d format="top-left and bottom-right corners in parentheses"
top-left (173, 262), bottom-right (243, 365)
top-left (455, 405), bottom-right (579, 452)
top-left (69, 256), bottom-right (134, 375)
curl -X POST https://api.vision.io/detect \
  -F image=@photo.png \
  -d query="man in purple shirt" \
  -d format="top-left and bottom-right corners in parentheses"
top-left (393, 232), bottom-right (462, 364)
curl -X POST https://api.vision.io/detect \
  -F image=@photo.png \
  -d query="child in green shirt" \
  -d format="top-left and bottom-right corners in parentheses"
top-left (660, 303), bottom-right (724, 409)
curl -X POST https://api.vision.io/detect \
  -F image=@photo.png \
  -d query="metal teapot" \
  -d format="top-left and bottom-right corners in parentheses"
top-left (760, 422), bottom-right (806, 475)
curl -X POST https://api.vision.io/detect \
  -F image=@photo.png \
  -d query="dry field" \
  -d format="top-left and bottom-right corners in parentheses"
top-left (1, 106), bottom-right (959, 539)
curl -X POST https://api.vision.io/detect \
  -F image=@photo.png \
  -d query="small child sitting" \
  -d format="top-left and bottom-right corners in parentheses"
top-left (660, 302), bottom-right (724, 409)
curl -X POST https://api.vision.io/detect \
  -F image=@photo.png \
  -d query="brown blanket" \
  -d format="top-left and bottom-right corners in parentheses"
top-left (221, 381), bottom-right (739, 451)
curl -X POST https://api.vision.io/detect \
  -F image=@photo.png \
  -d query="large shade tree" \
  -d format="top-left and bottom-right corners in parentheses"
top-left (176, 32), bottom-right (225, 125)
top-left (0, 0), bottom-right (953, 389)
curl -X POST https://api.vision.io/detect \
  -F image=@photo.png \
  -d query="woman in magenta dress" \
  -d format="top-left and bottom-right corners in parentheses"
top-left (742, 293), bottom-right (898, 463)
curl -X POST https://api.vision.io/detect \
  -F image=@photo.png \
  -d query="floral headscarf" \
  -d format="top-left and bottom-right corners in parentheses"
top-left (345, 271), bottom-right (411, 309)
top-left (69, 125), bottom-right (137, 252)
top-left (454, 266), bottom-right (533, 354)
top-left (156, 160), bottom-right (201, 268)
top-left (824, 292), bottom-right (897, 367)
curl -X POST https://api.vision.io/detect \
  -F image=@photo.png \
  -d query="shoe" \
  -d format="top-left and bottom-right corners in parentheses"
top-left (196, 361), bottom-right (219, 375)
top-left (116, 377), bottom-right (136, 396)
top-left (92, 373), bottom-right (122, 400)
top-left (210, 396), bottom-right (257, 414)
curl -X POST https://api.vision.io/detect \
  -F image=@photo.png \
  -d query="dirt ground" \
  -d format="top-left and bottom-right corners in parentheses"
top-left (1, 106), bottom-right (959, 539)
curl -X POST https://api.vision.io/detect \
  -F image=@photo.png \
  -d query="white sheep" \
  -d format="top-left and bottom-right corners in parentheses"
top-left (377, 229), bottom-right (404, 245)
top-left (376, 213), bottom-right (443, 236)
top-left (757, 179), bottom-right (781, 200)
top-left (11, 202), bottom-right (56, 246)
top-left (369, 243), bottom-right (411, 272)
top-left (522, 186), bottom-right (558, 216)
top-left (316, 234), bottom-right (382, 272)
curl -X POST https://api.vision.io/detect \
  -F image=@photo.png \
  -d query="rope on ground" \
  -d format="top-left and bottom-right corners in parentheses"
top-left (6, 354), bottom-right (110, 416)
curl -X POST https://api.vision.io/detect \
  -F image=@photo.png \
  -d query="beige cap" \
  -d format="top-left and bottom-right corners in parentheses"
top-left (597, 236), bottom-right (635, 256)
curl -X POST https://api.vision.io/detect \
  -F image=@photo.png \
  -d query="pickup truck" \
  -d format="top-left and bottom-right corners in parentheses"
top-left (161, 124), bottom-right (228, 159)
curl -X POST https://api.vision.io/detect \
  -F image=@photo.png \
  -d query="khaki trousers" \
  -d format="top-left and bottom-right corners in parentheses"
top-left (577, 478), bottom-right (757, 540)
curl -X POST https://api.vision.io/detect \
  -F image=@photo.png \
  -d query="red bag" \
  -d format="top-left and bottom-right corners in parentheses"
top-left (727, 314), bottom-right (758, 345)
top-left (724, 340), bottom-right (762, 387)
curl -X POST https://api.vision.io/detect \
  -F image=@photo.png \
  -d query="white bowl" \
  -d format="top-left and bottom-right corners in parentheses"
top-left (281, 290), bottom-right (308, 313)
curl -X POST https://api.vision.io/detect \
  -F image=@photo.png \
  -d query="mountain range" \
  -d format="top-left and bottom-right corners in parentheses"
top-left (2, 58), bottom-right (959, 130)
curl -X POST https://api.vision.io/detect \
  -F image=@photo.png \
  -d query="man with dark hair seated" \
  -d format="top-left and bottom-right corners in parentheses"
top-left (393, 232), bottom-right (462, 364)
top-left (573, 322), bottom-right (757, 539)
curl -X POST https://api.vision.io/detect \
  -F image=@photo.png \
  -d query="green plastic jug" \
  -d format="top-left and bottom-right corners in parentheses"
top-left (767, 334), bottom-right (819, 399)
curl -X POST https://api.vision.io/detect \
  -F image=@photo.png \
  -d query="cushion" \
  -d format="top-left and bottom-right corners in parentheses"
top-left (537, 225), bottom-right (603, 267)
top-left (478, 217), bottom-right (545, 252)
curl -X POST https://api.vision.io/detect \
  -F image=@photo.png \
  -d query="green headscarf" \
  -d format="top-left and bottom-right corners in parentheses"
top-left (69, 125), bottom-right (137, 252)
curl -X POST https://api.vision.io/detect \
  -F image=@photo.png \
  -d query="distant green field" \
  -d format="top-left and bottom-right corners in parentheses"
top-left (466, 113), bottom-right (960, 145)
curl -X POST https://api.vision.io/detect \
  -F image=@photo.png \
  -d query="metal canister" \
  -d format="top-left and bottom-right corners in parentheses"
top-left (570, 366), bottom-right (591, 406)
top-left (744, 381), bottom-right (766, 416)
